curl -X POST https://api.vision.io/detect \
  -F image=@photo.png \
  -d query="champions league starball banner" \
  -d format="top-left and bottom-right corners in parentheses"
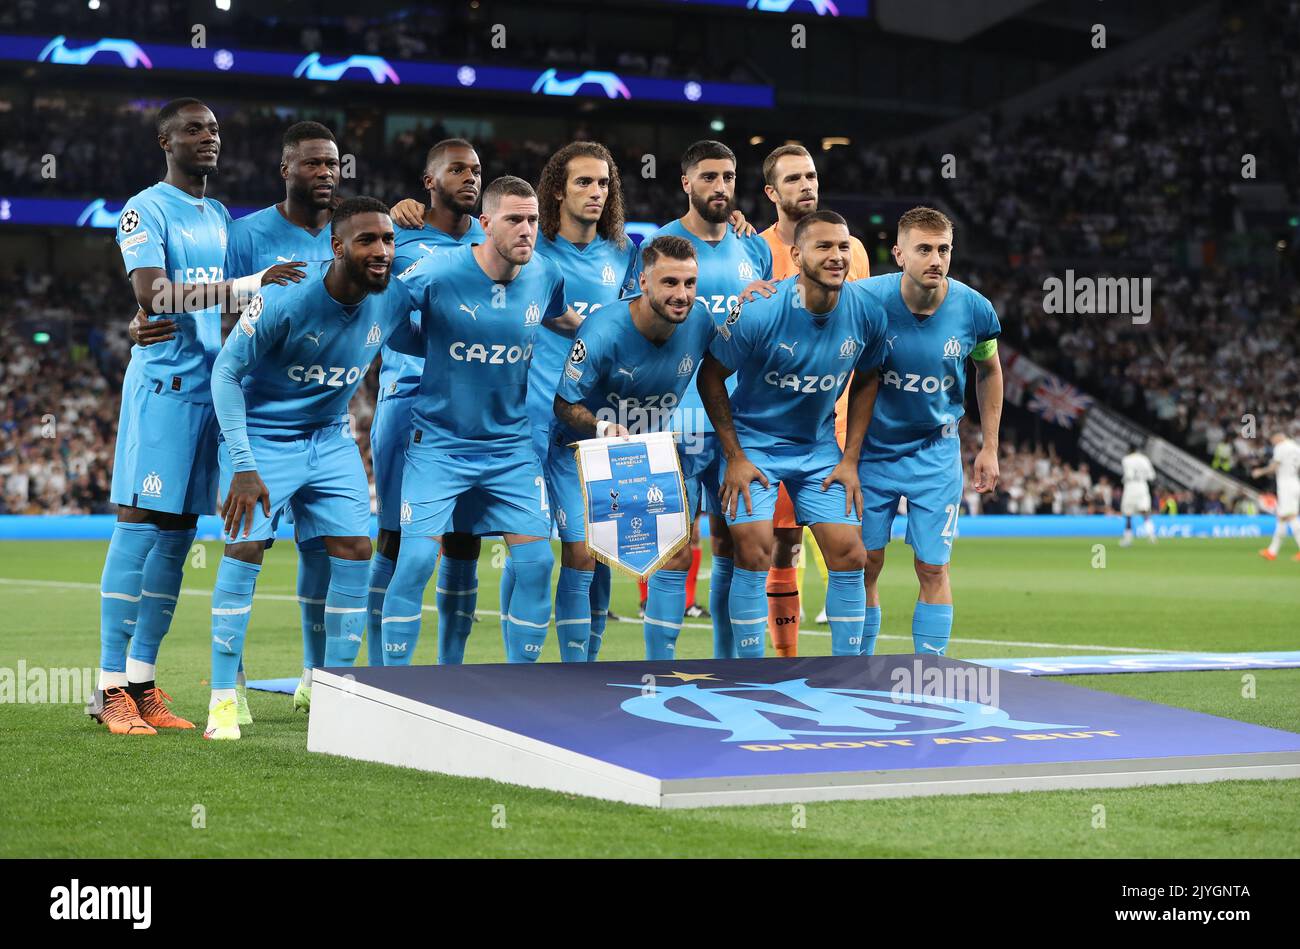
top-left (575, 432), bottom-right (689, 580)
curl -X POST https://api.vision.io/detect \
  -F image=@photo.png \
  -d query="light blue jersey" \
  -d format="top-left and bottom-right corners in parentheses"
top-left (708, 278), bottom-right (887, 452)
top-left (378, 218), bottom-right (486, 400)
top-left (528, 232), bottom-right (638, 455)
top-left (634, 218), bottom-right (773, 434)
top-left (225, 204), bottom-right (333, 278)
top-left (857, 272), bottom-right (1001, 461)
top-left (115, 181), bottom-right (232, 402)
top-left (398, 243), bottom-right (567, 455)
top-left (211, 263), bottom-right (417, 470)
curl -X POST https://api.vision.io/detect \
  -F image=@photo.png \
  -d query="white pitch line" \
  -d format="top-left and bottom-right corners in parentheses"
top-left (0, 577), bottom-right (1167, 653)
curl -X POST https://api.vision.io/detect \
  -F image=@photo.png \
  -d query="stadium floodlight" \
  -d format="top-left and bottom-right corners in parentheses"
top-left (749, 135), bottom-right (765, 145)
top-left (32, 331), bottom-right (51, 344)
top-left (710, 117), bottom-right (725, 132)
top-left (215, 0), bottom-right (232, 10)
top-left (821, 136), bottom-right (850, 150)
top-left (87, 0), bottom-right (100, 9)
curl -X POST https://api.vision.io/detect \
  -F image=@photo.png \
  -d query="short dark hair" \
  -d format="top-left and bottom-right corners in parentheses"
top-left (282, 121), bottom-right (336, 158)
top-left (157, 98), bottom-right (208, 136)
top-left (680, 140), bottom-right (736, 175)
top-left (331, 196), bottom-right (390, 235)
top-left (425, 138), bottom-right (476, 172)
top-left (482, 175), bottom-right (536, 214)
top-left (793, 209), bottom-right (848, 246)
top-left (762, 144), bottom-right (812, 188)
top-left (640, 234), bottom-right (696, 272)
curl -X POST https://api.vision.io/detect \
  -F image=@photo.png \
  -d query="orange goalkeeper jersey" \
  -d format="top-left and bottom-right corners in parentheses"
top-left (759, 224), bottom-right (871, 446)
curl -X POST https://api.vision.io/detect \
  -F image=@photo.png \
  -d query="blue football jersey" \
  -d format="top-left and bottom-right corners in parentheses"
top-left (632, 218), bottom-right (772, 433)
top-left (211, 263), bottom-right (416, 470)
top-left (552, 298), bottom-right (716, 443)
top-left (708, 278), bottom-right (888, 451)
top-left (115, 181), bottom-right (233, 402)
top-left (857, 272), bottom-right (1002, 459)
top-left (379, 218), bottom-right (486, 400)
top-left (528, 233), bottom-right (639, 433)
top-left (400, 243), bottom-right (567, 454)
top-left (224, 204), bottom-right (333, 277)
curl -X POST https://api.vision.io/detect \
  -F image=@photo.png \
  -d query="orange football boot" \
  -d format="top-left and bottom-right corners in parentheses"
top-left (92, 687), bottom-right (157, 735)
top-left (136, 686), bottom-right (195, 729)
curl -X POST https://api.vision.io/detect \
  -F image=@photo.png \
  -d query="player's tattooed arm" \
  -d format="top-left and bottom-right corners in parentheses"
top-left (972, 350), bottom-right (1003, 493)
top-left (554, 395), bottom-right (629, 439)
top-left (700, 353), bottom-right (768, 517)
top-left (390, 198), bottom-right (425, 229)
top-left (128, 264), bottom-right (306, 318)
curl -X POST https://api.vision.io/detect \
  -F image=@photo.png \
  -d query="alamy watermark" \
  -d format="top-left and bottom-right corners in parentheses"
top-left (0, 662), bottom-right (97, 704)
top-left (1042, 270), bottom-right (1151, 325)
top-left (889, 659), bottom-right (1001, 712)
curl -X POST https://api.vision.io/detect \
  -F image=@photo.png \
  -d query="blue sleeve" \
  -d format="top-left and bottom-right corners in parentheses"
top-left (546, 265), bottom-right (567, 318)
top-left (556, 322), bottom-right (609, 406)
top-left (708, 301), bottom-right (754, 372)
top-left (753, 237), bottom-right (773, 281)
top-left (855, 298), bottom-right (888, 373)
top-left (975, 292), bottom-right (1002, 342)
top-left (211, 292), bottom-right (281, 471)
top-left (618, 244), bottom-right (639, 300)
top-left (386, 284), bottom-right (424, 356)
top-left (225, 222), bottom-right (251, 278)
top-left (116, 198), bottom-right (166, 273)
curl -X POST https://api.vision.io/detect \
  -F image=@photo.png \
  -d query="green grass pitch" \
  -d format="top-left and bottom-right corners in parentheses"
top-left (1, 535), bottom-right (1297, 858)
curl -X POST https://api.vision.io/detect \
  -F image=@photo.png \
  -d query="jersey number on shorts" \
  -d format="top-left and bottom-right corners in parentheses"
top-left (942, 503), bottom-right (959, 538)
top-left (535, 475), bottom-right (549, 512)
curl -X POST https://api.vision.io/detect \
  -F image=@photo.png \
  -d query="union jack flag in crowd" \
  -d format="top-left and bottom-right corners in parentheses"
top-left (1027, 376), bottom-right (1094, 428)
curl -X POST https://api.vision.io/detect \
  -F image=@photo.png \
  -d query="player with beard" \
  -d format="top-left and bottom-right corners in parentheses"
top-left (204, 198), bottom-right (419, 740)
top-left (551, 236), bottom-right (714, 660)
top-left (633, 141), bottom-right (773, 658)
top-left (373, 141), bottom-right (487, 668)
top-left (90, 98), bottom-right (300, 736)
top-left (750, 144), bottom-right (872, 656)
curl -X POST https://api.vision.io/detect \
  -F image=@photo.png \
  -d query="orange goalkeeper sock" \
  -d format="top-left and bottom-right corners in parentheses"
top-left (766, 566), bottom-right (799, 657)
top-left (685, 547), bottom-right (702, 605)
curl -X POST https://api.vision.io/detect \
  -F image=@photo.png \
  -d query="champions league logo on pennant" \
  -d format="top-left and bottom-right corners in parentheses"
top-left (574, 431), bottom-right (689, 579)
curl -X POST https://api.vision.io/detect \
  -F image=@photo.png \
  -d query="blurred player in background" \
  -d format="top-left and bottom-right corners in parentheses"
top-left (380, 177), bottom-right (580, 664)
top-left (90, 98), bottom-right (299, 736)
top-left (1119, 448), bottom-right (1158, 547)
top-left (754, 143), bottom-right (871, 655)
top-left (857, 207), bottom-right (1003, 657)
top-left (206, 197), bottom-right (416, 739)
top-left (379, 140), bottom-right (487, 667)
top-left (699, 211), bottom-right (886, 657)
top-left (551, 236), bottom-right (714, 659)
top-left (637, 141), bottom-right (773, 657)
top-left (1254, 432), bottom-right (1300, 561)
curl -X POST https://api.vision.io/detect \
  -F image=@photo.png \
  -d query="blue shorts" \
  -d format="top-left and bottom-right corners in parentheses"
top-left (218, 422), bottom-right (371, 543)
top-left (721, 443), bottom-right (859, 527)
top-left (371, 392), bottom-right (417, 533)
top-left (859, 434), bottom-right (963, 565)
top-left (111, 380), bottom-right (219, 516)
top-left (544, 428), bottom-right (700, 544)
top-left (399, 437), bottom-right (551, 539)
top-left (694, 433), bottom-right (723, 517)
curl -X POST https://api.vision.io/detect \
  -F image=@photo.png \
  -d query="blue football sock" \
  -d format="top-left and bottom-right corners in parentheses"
top-left (323, 557), bottom-right (370, 667)
top-left (588, 561), bottom-right (612, 660)
top-left (297, 539), bottom-right (330, 671)
top-left (555, 566), bottom-right (594, 662)
top-left (128, 527), bottom-right (192, 670)
top-left (643, 569), bottom-right (687, 660)
top-left (826, 569), bottom-right (867, 656)
top-left (99, 522), bottom-right (158, 676)
top-left (365, 553), bottom-right (395, 668)
top-left (709, 556), bottom-right (735, 658)
top-left (436, 555), bottom-right (478, 665)
top-left (505, 540), bottom-right (553, 663)
top-left (861, 606), bottom-right (881, 656)
top-left (728, 566), bottom-right (767, 659)
top-left (913, 601), bottom-right (954, 656)
top-left (211, 557), bottom-right (261, 691)
top-left (499, 556), bottom-right (516, 655)
top-left (381, 537), bottom-right (440, 665)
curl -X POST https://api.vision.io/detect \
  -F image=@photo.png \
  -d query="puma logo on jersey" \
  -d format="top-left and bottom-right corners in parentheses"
top-left (885, 335), bottom-right (898, 350)
top-left (777, 341), bottom-right (799, 356)
top-left (459, 303), bottom-right (481, 321)
top-left (615, 366), bottom-right (637, 380)
top-left (180, 227), bottom-right (195, 242)
top-left (276, 255), bottom-right (292, 263)
top-left (305, 331), bottom-right (325, 346)
top-left (419, 243), bottom-right (436, 255)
